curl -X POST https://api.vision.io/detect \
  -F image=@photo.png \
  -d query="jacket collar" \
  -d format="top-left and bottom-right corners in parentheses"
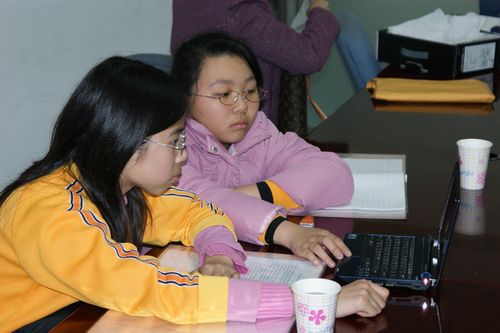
top-left (186, 111), bottom-right (272, 156)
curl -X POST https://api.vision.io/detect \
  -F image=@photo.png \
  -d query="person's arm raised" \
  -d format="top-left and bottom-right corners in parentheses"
top-left (309, 0), bottom-right (330, 13)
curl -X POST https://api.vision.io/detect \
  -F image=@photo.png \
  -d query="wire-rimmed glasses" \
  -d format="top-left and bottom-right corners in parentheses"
top-left (142, 131), bottom-right (186, 151)
top-left (192, 88), bottom-right (268, 106)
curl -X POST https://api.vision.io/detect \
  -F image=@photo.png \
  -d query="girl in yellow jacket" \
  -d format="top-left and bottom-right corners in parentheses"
top-left (0, 57), bottom-right (294, 332)
top-left (1, 56), bottom-right (387, 332)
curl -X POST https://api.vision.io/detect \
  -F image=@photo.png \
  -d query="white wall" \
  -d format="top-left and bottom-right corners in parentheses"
top-left (0, 0), bottom-right (172, 187)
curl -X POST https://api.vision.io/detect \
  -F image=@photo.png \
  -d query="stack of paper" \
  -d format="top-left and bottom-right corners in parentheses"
top-left (308, 154), bottom-right (407, 219)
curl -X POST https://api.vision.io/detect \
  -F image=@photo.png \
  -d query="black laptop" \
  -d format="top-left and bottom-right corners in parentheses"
top-left (336, 164), bottom-right (461, 290)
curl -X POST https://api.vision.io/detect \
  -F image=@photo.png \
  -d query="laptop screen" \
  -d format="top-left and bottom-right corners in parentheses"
top-left (434, 163), bottom-right (461, 285)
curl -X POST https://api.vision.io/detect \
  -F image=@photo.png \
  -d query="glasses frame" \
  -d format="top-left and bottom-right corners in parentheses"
top-left (192, 88), bottom-right (268, 106)
top-left (142, 132), bottom-right (186, 151)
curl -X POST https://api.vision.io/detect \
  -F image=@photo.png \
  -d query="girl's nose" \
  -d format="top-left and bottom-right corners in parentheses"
top-left (232, 95), bottom-right (248, 113)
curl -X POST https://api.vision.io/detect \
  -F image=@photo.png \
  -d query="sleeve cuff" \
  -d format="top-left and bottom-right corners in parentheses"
top-left (194, 226), bottom-right (248, 273)
top-left (257, 283), bottom-right (294, 319)
top-left (264, 216), bottom-right (287, 245)
top-left (257, 181), bottom-right (274, 203)
top-left (264, 180), bottom-right (301, 210)
top-left (201, 243), bottom-right (248, 274)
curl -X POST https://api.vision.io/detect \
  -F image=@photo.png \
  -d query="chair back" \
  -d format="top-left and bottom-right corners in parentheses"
top-left (336, 11), bottom-right (381, 91)
top-left (278, 72), bottom-right (307, 137)
top-left (126, 53), bottom-right (172, 74)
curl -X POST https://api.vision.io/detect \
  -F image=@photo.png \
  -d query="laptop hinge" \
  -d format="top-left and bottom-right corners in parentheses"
top-left (429, 238), bottom-right (440, 285)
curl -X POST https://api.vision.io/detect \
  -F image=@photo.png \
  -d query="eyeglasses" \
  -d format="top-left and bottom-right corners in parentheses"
top-left (142, 131), bottom-right (186, 151)
top-left (192, 88), bottom-right (268, 106)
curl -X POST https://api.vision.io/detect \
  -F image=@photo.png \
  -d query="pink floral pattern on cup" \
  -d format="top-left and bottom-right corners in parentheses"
top-left (296, 302), bottom-right (308, 316)
top-left (309, 309), bottom-right (326, 325)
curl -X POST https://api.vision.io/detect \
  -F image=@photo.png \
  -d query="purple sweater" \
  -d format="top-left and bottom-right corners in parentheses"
top-left (171, 0), bottom-right (339, 124)
top-left (179, 112), bottom-right (354, 245)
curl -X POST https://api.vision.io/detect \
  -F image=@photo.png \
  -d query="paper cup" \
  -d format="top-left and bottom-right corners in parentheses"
top-left (291, 278), bottom-right (341, 333)
top-left (457, 139), bottom-right (493, 190)
top-left (456, 189), bottom-right (486, 236)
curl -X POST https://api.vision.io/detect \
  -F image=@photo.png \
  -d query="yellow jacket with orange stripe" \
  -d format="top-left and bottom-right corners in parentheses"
top-left (0, 165), bottom-right (235, 331)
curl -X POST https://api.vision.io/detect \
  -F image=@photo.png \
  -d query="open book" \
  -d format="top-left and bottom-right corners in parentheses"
top-left (308, 154), bottom-right (407, 219)
top-left (159, 245), bottom-right (324, 286)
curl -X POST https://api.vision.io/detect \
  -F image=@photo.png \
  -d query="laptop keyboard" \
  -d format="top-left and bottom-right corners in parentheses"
top-left (357, 235), bottom-right (416, 279)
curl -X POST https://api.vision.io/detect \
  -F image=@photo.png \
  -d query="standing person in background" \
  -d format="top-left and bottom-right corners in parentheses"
top-left (171, 0), bottom-right (338, 125)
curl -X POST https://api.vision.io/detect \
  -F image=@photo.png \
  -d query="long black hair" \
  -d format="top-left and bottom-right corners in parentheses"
top-left (171, 32), bottom-right (263, 95)
top-left (0, 56), bottom-right (187, 247)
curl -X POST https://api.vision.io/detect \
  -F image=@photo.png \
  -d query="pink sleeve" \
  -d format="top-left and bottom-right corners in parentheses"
top-left (194, 225), bottom-right (248, 273)
top-left (256, 283), bottom-right (294, 319)
top-left (180, 148), bottom-right (286, 246)
top-left (264, 129), bottom-right (354, 212)
top-left (227, 279), bottom-right (293, 322)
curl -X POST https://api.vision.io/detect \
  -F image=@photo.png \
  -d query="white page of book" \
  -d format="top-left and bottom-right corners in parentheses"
top-left (243, 254), bottom-right (323, 286)
top-left (345, 157), bottom-right (404, 174)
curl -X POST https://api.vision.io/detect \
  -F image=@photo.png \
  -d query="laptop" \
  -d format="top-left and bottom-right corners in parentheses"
top-left (335, 164), bottom-right (461, 290)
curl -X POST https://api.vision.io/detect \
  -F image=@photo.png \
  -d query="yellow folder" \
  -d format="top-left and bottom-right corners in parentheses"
top-left (366, 78), bottom-right (495, 103)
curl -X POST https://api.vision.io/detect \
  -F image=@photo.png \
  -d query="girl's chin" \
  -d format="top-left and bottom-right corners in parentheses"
top-left (144, 183), bottom-right (175, 196)
top-left (222, 133), bottom-right (247, 145)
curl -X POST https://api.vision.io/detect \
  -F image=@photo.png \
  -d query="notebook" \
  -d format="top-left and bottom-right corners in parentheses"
top-left (308, 154), bottom-right (407, 219)
top-left (335, 164), bottom-right (460, 290)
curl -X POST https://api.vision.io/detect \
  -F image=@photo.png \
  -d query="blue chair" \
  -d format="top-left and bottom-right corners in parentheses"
top-left (126, 53), bottom-right (172, 74)
top-left (336, 11), bottom-right (382, 91)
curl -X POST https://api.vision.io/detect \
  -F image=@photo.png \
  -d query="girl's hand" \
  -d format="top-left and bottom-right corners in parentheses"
top-left (198, 255), bottom-right (240, 278)
top-left (336, 280), bottom-right (389, 318)
top-left (309, 0), bottom-right (330, 12)
top-left (274, 221), bottom-right (352, 267)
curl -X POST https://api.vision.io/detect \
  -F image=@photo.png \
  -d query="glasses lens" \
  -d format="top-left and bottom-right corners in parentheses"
top-left (219, 91), bottom-right (239, 106)
top-left (246, 88), bottom-right (267, 103)
top-left (217, 89), bottom-right (268, 105)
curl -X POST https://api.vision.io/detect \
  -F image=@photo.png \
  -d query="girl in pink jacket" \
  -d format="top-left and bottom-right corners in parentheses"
top-left (172, 32), bottom-right (355, 268)
top-left (171, 32), bottom-right (388, 318)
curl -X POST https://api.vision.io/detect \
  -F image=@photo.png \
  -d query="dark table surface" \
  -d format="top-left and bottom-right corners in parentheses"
top-left (306, 79), bottom-right (500, 332)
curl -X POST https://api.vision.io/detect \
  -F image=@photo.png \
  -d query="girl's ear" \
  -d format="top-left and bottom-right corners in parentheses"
top-left (126, 148), bottom-right (143, 167)
top-left (175, 149), bottom-right (188, 164)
